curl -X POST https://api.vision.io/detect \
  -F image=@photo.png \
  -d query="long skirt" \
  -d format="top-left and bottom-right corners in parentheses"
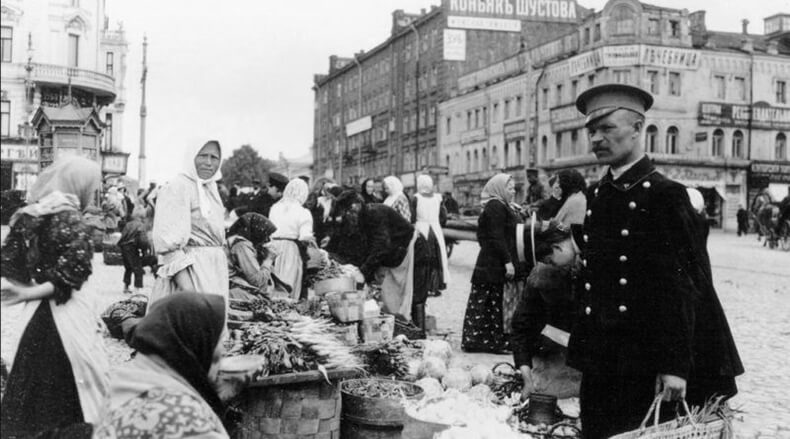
top-left (413, 228), bottom-right (443, 303)
top-left (151, 246), bottom-right (229, 311)
top-left (1, 302), bottom-right (85, 437)
top-left (270, 240), bottom-right (304, 301)
top-left (461, 282), bottom-right (509, 353)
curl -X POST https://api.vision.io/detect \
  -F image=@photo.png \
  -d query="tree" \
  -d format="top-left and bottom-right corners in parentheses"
top-left (220, 144), bottom-right (276, 186)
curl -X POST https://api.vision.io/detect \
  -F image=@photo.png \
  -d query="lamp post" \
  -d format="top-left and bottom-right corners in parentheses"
top-left (23, 32), bottom-right (35, 190)
top-left (139, 35), bottom-right (148, 186)
top-left (353, 55), bottom-right (363, 180)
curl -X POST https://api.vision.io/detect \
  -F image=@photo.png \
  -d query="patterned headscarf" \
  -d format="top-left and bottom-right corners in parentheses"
top-left (228, 213), bottom-right (277, 244)
top-left (480, 173), bottom-right (513, 207)
top-left (383, 176), bottom-right (404, 207)
top-left (128, 293), bottom-right (226, 420)
top-left (181, 139), bottom-right (223, 218)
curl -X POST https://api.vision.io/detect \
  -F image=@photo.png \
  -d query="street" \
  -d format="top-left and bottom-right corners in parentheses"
top-left (2, 228), bottom-right (789, 437)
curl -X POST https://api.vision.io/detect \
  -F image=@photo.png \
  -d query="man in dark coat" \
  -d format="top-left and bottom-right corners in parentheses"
top-left (569, 84), bottom-right (743, 439)
top-left (736, 205), bottom-right (749, 236)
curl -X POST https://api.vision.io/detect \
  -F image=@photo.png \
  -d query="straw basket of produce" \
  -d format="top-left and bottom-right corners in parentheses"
top-left (340, 378), bottom-right (424, 439)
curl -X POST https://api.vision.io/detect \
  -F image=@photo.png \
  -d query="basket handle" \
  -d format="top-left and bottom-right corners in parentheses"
top-left (546, 422), bottom-right (582, 438)
top-left (492, 362), bottom-right (517, 375)
top-left (639, 395), bottom-right (698, 430)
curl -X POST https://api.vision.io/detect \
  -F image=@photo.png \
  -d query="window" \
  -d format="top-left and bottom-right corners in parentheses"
top-left (776, 133), bottom-right (787, 160)
top-left (613, 69), bottom-right (631, 84)
top-left (446, 155), bottom-right (450, 170)
top-left (556, 84), bottom-right (563, 106)
top-left (492, 103), bottom-right (498, 122)
top-left (646, 125), bottom-right (658, 153)
top-left (482, 148), bottom-right (488, 170)
top-left (611, 5), bottom-right (635, 35)
top-left (505, 99), bottom-right (511, 119)
top-left (647, 70), bottom-right (659, 94)
top-left (482, 106), bottom-right (488, 125)
top-left (1, 26), bottom-right (12, 63)
top-left (594, 23), bottom-right (601, 41)
top-left (541, 89), bottom-right (548, 109)
top-left (555, 133), bottom-right (563, 158)
top-left (588, 74), bottom-right (595, 88)
top-left (446, 117), bottom-right (452, 135)
top-left (734, 77), bottom-right (746, 101)
top-left (474, 109), bottom-right (480, 128)
top-left (106, 52), bottom-right (114, 76)
top-left (516, 96), bottom-right (523, 117)
top-left (584, 27), bottom-right (590, 45)
top-left (403, 112), bottom-right (410, 132)
top-left (515, 141), bottom-right (522, 164)
top-left (504, 142), bottom-right (510, 167)
top-left (648, 18), bottom-right (660, 35)
top-left (670, 20), bottom-right (680, 37)
top-left (571, 130), bottom-right (579, 155)
top-left (466, 151), bottom-right (471, 173)
top-left (473, 150), bottom-right (479, 171)
top-left (429, 106), bottom-right (436, 126)
top-left (714, 75), bottom-right (726, 99)
top-left (669, 72), bottom-right (681, 96)
top-left (541, 136), bottom-right (548, 163)
top-left (776, 80), bottom-right (787, 104)
top-left (571, 80), bottom-right (578, 100)
top-left (104, 113), bottom-right (113, 150)
top-left (1, 100), bottom-right (10, 137)
top-left (466, 111), bottom-right (471, 130)
top-left (666, 126), bottom-right (679, 154)
top-left (712, 129), bottom-right (724, 157)
top-left (336, 83), bottom-right (342, 97)
top-left (732, 130), bottom-right (744, 158)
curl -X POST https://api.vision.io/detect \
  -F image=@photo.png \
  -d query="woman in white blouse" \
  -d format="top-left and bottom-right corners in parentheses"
top-left (268, 178), bottom-right (314, 300)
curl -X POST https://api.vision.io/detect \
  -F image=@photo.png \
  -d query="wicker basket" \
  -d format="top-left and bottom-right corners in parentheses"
top-left (231, 368), bottom-right (361, 439)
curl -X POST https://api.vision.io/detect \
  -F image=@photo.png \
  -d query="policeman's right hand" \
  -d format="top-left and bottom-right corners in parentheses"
top-left (520, 365), bottom-right (534, 401)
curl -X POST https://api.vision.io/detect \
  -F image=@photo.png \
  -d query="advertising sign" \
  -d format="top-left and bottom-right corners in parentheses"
top-left (568, 49), bottom-right (603, 76)
top-left (447, 15), bottom-right (521, 31)
top-left (640, 46), bottom-right (701, 70)
top-left (567, 45), bottom-right (701, 76)
top-left (699, 102), bottom-right (790, 130)
top-left (602, 45), bottom-right (640, 66)
top-left (345, 116), bottom-right (372, 137)
top-left (443, 29), bottom-right (467, 61)
top-left (102, 152), bottom-right (130, 175)
top-left (750, 161), bottom-right (790, 183)
top-left (444, 0), bottom-right (579, 24)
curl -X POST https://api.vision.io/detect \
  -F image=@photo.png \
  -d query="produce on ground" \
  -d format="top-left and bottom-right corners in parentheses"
top-left (422, 339), bottom-right (453, 365)
top-left (406, 389), bottom-right (512, 429)
top-left (353, 339), bottom-right (411, 378)
top-left (419, 356), bottom-right (448, 380)
top-left (341, 379), bottom-right (422, 399)
top-left (415, 377), bottom-right (444, 399)
top-left (443, 368), bottom-right (473, 392)
top-left (469, 364), bottom-right (494, 386)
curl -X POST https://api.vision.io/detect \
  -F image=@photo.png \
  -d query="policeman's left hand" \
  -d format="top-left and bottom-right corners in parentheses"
top-left (656, 374), bottom-right (686, 402)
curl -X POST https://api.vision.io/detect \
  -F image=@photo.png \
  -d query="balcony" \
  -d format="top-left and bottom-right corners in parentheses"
top-left (31, 63), bottom-right (116, 99)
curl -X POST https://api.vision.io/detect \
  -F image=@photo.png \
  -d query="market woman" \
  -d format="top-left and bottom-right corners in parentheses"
top-left (360, 178), bottom-right (382, 204)
top-left (462, 173), bottom-right (524, 354)
top-left (151, 139), bottom-right (229, 307)
top-left (383, 175), bottom-right (412, 221)
top-left (269, 178), bottom-right (314, 300)
top-left (410, 174), bottom-right (449, 298)
top-left (226, 213), bottom-right (278, 301)
top-left (0, 156), bottom-right (109, 437)
top-left (94, 293), bottom-right (232, 438)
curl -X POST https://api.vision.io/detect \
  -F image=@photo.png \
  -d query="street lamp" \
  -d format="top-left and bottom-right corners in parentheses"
top-left (409, 23), bottom-right (420, 185)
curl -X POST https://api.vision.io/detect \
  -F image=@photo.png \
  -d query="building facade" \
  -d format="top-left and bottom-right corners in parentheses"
top-left (312, 4), bottom-right (584, 189)
top-left (1, 0), bottom-right (128, 191)
top-left (437, 0), bottom-right (789, 230)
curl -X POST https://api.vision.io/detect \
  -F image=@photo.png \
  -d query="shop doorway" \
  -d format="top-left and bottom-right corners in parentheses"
top-left (697, 187), bottom-right (723, 228)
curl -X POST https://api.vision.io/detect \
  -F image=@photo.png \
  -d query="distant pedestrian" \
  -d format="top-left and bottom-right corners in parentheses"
top-left (360, 178), bottom-right (382, 204)
top-left (411, 174), bottom-right (449, 305)
top-left (119, 207), bottom-right (149, 294)
top-left (264, 173), bottom-right (289, 217)
top-left (737, 204), bottom-right (749, 236)
top-left (443, 192), bottom-right (460, 215)
top-left (535, 175), bottom-right (563, 221)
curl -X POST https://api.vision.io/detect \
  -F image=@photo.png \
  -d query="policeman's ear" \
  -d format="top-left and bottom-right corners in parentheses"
top-left (631, 117), bottom-right (644, 137)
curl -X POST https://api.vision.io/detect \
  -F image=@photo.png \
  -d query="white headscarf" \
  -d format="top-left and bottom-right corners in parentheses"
top-left (417, 174), bottom-right (434, 196)
top-left (283, 178), bottom-right (309, 205)
top-left (383, 175), bottom-right (404, 207)
top-left (181, 139), bottom-right (223, 218)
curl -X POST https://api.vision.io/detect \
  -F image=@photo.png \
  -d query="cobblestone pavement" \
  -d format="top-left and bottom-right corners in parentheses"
top-left (2, 227), bottom-right (788, 437)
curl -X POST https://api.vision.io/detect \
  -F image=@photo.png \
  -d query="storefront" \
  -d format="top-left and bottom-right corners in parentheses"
top-left (748, 160), bottom-right (790, 206)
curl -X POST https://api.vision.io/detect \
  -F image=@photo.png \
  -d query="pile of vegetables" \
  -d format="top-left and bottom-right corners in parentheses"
top-left (353, 338), bottom-right (411, 378)
top-left (288, 315), bottom-right (364, 370)
top-left (225, 321), bottom-right (318, 378)
top-left (306, 259), bottom-right (361, 287)
top-left (406, 389), bottom-right (513, 432)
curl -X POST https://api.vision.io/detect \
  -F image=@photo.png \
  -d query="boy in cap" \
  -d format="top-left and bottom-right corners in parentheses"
top-left (567, 84), bottom-right (743, 438)
top-left (262, 173), bottom-right (289, 217)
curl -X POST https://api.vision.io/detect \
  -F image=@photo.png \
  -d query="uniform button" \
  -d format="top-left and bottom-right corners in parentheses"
top-left (585, 306), bottom-right (592, 315)
top-left (583, 234), bottom-right (589, 243)
top-left (621, 229), bottom-right (629, 237)
top-left (628, 201), bottom-right (637, 210)
top-left (619, 278), bottom-right (628, 286)
top-left (586, 209), bottom-right (592, 217)
top-left (619, 255), bottom-right (628, 262)
top-left (594, 188), bottom-right (599, 196)
top-left (585, 282), bottom-right (591, 291)
top-left (642, 181), bottom-right (651, 189)
top-left (618, 305), bottom-right (627, 313)
top-left (582, 259), bottom-right (588, 267)
top-left (624, 183), bottom-right (631, 189)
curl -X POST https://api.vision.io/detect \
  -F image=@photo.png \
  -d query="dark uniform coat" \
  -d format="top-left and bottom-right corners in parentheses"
top-left (472, 200), bottom-right (526, 284)
top-left (567, 156), bottom-right (743, 439)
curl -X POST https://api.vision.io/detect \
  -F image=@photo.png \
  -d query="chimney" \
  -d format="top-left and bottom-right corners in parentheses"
top-left (742, 19), bottom-right (750, 35)
top-left (741, 38), bottom-right (753, 52)
top-left (689, 10), bottom-right (706, 34)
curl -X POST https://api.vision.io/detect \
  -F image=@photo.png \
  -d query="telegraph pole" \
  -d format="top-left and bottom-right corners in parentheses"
top-left (138, 35), bottom-right (148, 185)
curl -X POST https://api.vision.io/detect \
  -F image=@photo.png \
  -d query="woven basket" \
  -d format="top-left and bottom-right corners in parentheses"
top-left (231, 368), bottom-right (361, 439)
top-left (103, 244), bottom-right (124, 266)
top-left (609, 396), bottom-right (731, 439)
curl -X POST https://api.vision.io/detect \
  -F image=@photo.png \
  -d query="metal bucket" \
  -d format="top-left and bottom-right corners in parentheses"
top-left (401, 407), bottom-right (452, 439)
top-left (340, 379), bottom-right (424, 439)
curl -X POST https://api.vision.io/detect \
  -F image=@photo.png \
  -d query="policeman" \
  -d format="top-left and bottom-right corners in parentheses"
top-left (568, 84), bottom-right (743, 439)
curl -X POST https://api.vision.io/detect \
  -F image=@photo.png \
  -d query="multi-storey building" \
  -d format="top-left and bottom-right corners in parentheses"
top-left (1, 0), bottom-right (128, 191)
top-left (312, 5), bottom-right (584, 189)
top-left (438, 0), bottom-right (789, 230)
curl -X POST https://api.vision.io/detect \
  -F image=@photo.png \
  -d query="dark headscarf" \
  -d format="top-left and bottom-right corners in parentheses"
top-left (360, 178), bottom-right (382, 204)
top-left (227, 213), bottom-right (276, 244)
top-left (128, 293), bottom-right (226, 419)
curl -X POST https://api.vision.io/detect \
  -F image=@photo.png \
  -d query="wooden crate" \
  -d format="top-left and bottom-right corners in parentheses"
top-left (231, 368), bottom-right (362, 439)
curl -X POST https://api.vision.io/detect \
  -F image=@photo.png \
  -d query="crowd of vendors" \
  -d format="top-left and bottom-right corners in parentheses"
top-left (0, 84), bottom-right (745, 439)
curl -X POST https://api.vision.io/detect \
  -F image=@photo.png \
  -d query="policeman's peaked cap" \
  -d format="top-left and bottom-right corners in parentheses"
top-left (576, 84), bottom-right (653, 126)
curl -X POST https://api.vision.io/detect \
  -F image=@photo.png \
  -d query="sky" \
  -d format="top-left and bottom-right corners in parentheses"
top-left (106, 0), bottom-right (788, 184)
